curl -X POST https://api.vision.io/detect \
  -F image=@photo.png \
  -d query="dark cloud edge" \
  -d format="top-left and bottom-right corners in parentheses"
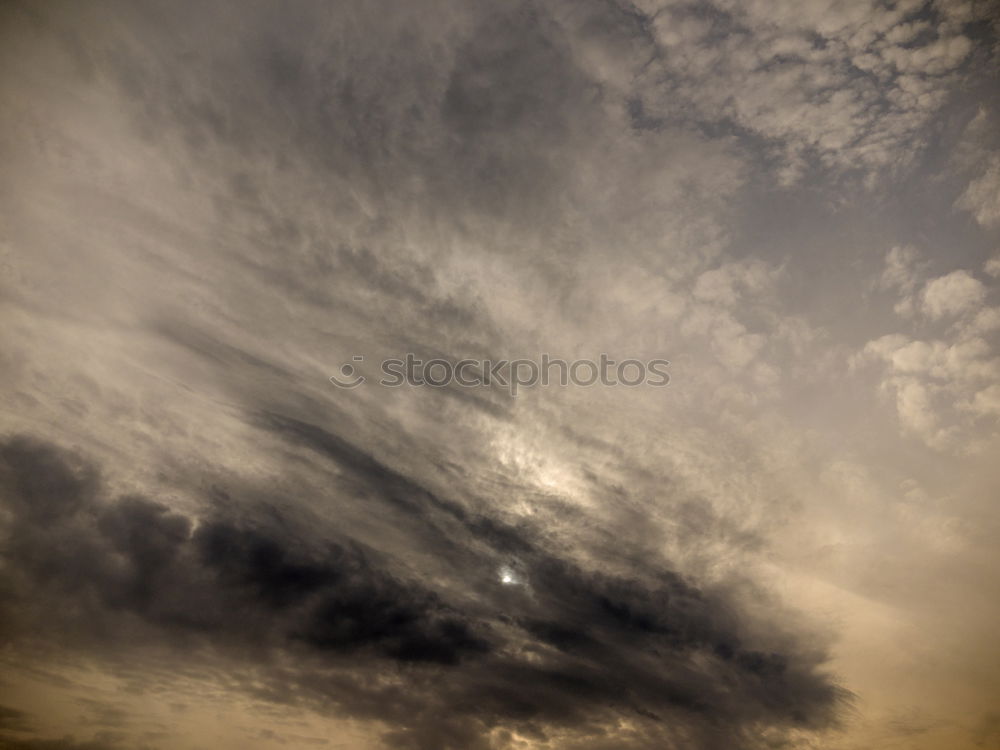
top-left (0, 431), bottom-right (850, 749)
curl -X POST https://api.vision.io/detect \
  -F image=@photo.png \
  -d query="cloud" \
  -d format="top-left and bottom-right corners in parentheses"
top-left (1, 1), bottom-right (999, 748)
top-left (920, 270), bottom-right (988, 319)
top-left (0, 433), bottom-right (847, 749)
top-left (986, 253), bottom-right (1000, 278)
top-left (879, 245), bottom-right (922, 295)
top-left (631, 0), bottom-right (992, 182)
top-left (862, 255), bottom-right (1000, 450)
top-left (0, 737), bottom-right (121, 750)
top-left (957, 154), bottom-right (1000, 228)
top-left (0, 434), bottom-right (489, 667)
top-left (0, 707), bottom-right (32, 734)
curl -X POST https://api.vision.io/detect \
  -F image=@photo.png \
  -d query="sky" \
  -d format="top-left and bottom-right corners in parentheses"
top-left (0, 1), bottom-right (999, 749)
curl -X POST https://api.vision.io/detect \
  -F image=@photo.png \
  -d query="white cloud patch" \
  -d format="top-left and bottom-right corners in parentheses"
top-left (879, 245), bottom-right (922, 293)
top-left (985, 253), bottom-right (1000, 278)
top-left (920, 270), bottom-right (987, 319)
top-left (863, 254), bottom-right (1000, 450)
top-left (956, 154), bottom-right (1000, 228)
top-left (629, 0), bottom-right (992, 182)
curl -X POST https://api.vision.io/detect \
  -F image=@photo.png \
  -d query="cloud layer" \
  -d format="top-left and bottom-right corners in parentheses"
top-left (1, 0), bottom-right (999, 749)
top-left (0, 433), bottom-right (844, 749)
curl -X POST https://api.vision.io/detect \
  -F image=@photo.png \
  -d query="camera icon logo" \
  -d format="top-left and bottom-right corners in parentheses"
top-left (329, 355), bottom-right (366, 388)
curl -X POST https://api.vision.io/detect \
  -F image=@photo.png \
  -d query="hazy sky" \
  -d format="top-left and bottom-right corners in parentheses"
top-left (1, 1), bottom-right (999, 749)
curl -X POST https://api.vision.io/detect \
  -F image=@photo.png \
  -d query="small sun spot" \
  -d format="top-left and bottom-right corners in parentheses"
top-left (498, 565), bottom-right (519, 585)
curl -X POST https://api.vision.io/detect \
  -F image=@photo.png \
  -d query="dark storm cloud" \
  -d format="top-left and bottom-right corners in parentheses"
top-left (0, 435), bottom-right (488, 668)
top-left (0, 738), bottom-right (118, 750)
top-left (0, 707), bottom-right (31, 734)
top-left (0, 434), bottom-right (847, 749)
top-left (252, 411), bottom-right (527, 555)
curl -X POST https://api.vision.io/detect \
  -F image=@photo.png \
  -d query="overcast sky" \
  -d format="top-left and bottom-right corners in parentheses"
top-left (1, 1), bottom-right (999, 749)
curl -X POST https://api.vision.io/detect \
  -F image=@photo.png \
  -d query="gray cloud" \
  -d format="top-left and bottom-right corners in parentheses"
top-left (0, 433), bottom-right (846, 749)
